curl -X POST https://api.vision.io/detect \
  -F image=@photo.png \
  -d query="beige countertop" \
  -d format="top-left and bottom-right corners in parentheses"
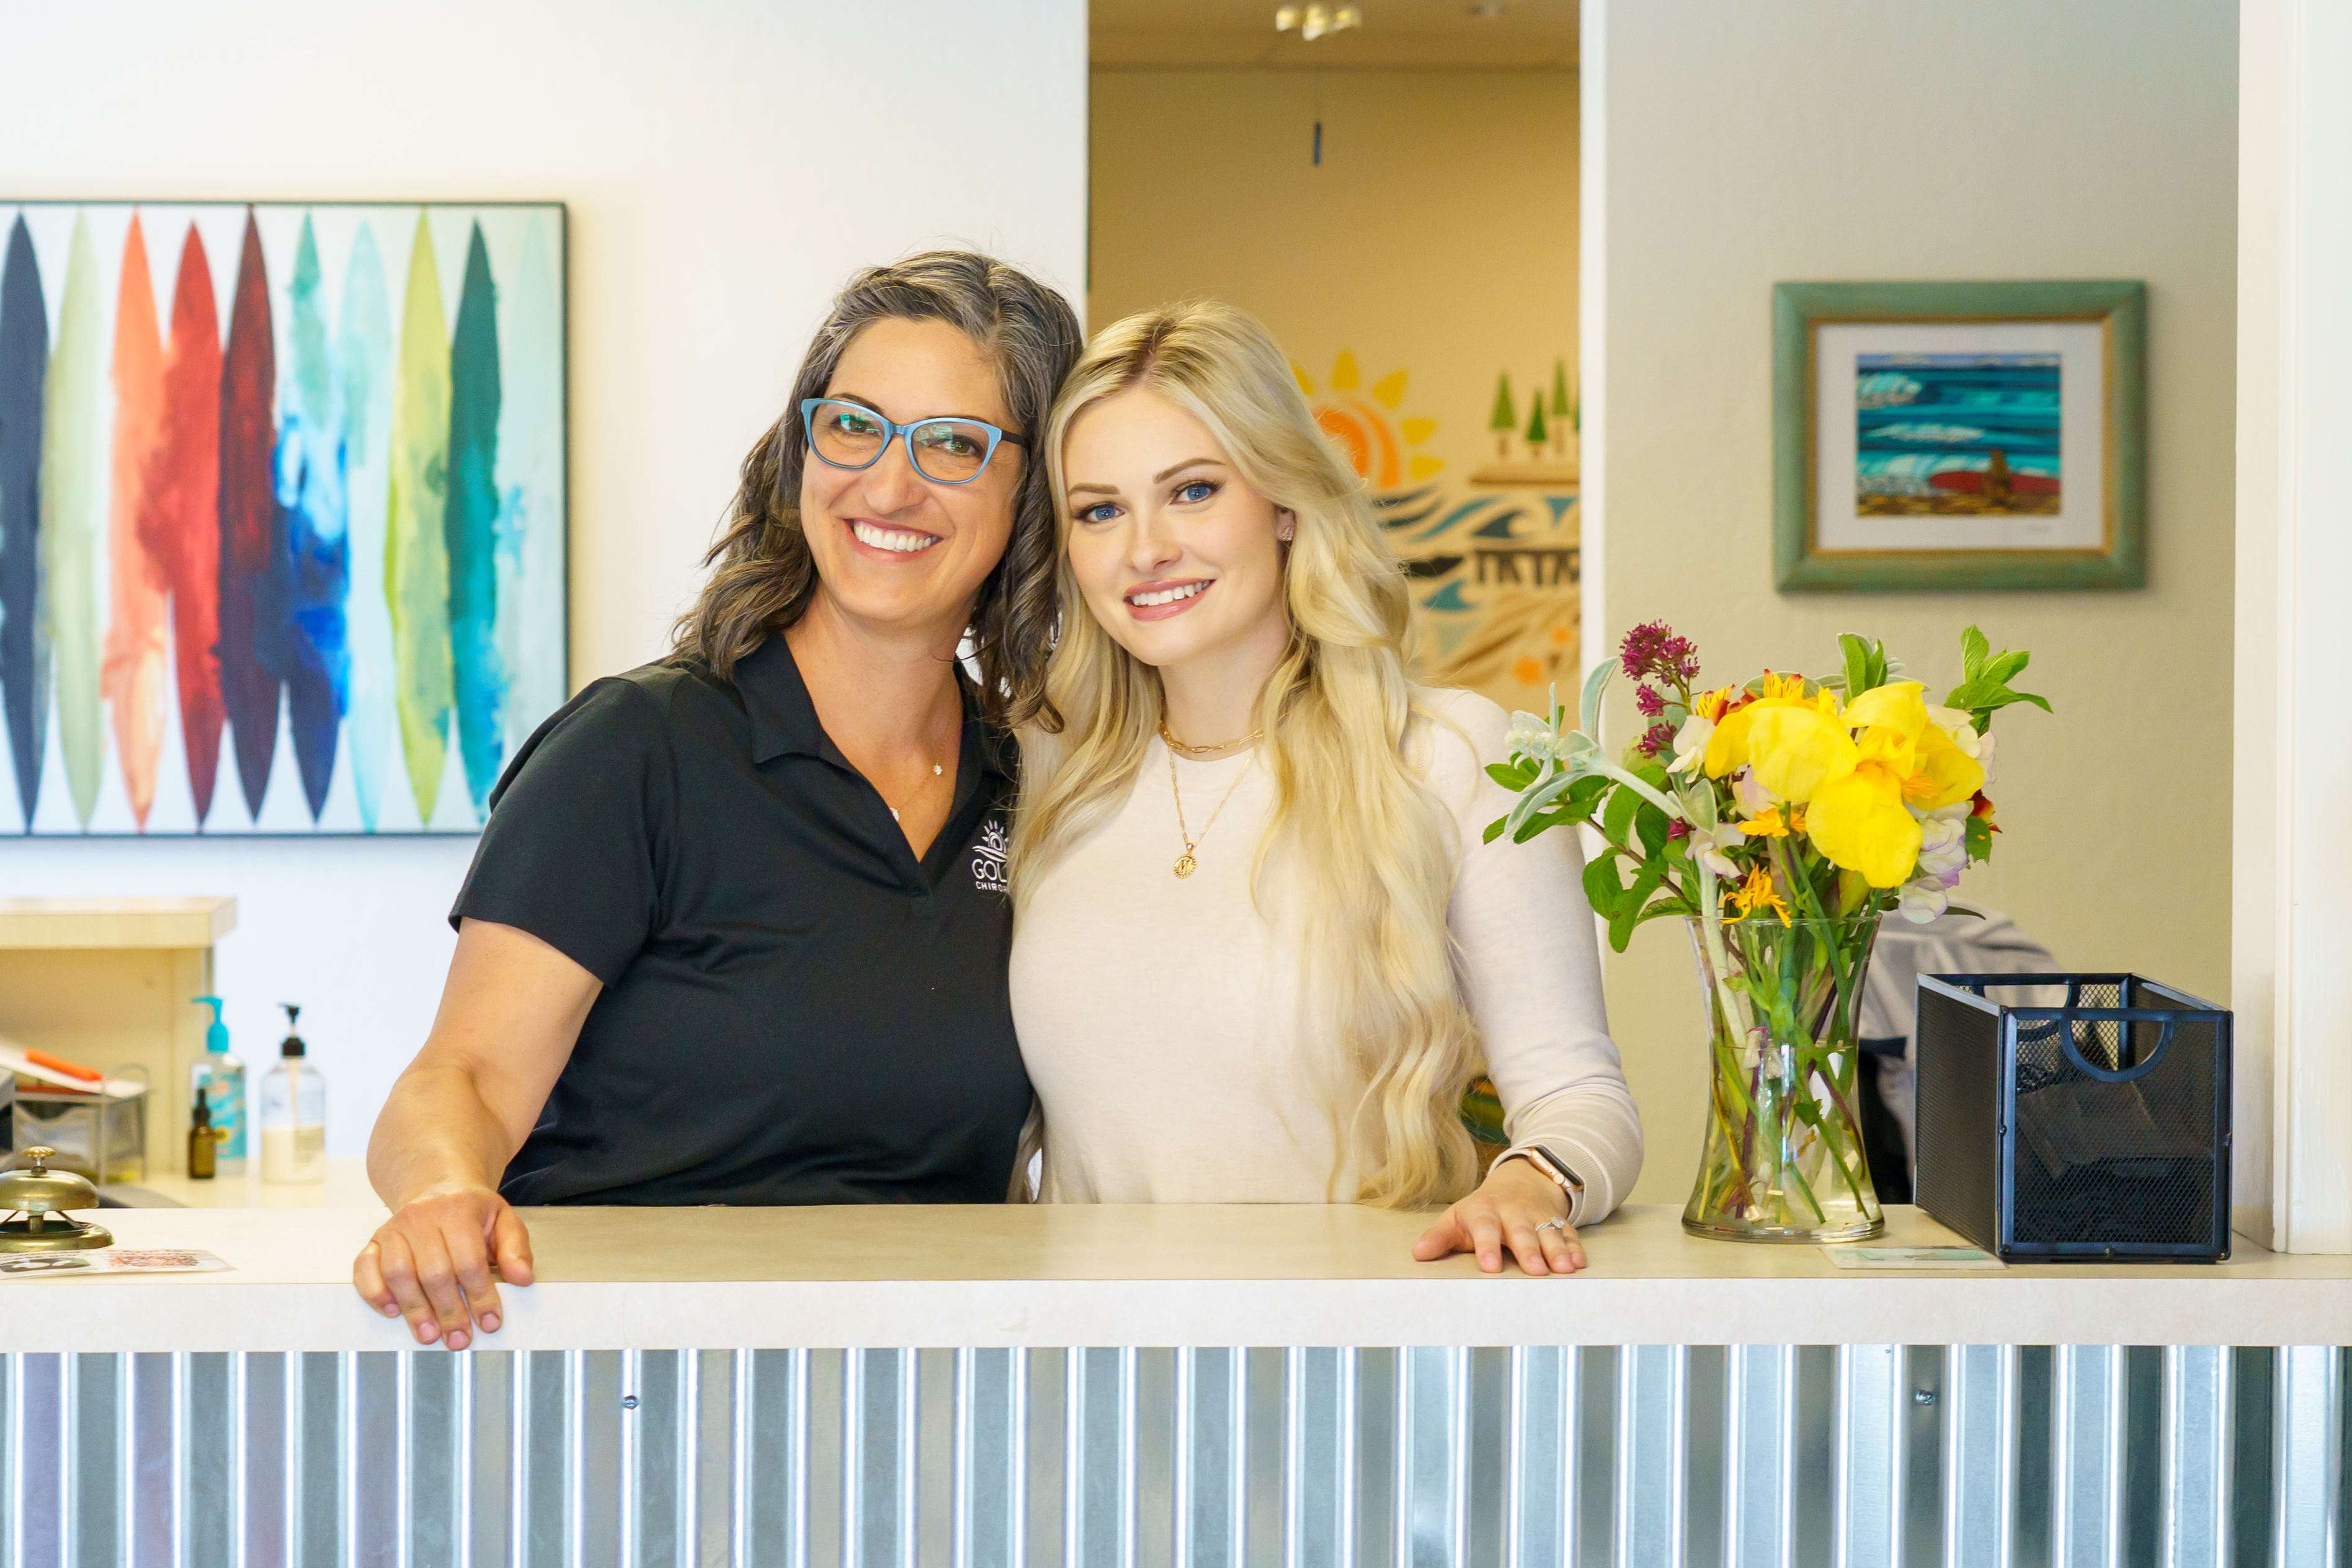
top-left (0, 1203), bottom-right (2336, 1353)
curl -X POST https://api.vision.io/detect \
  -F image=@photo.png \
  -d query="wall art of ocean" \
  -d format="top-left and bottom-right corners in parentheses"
top-left (1854, 350), bottom-right (2060, 518)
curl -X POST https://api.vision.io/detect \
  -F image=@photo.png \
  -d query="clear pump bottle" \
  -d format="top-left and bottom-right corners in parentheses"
top-left (259, 1004), bottom-right (326, 1185)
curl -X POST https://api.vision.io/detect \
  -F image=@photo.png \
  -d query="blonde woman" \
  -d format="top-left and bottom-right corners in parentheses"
top-left (1006, 303), bottom-right (1641, 1275)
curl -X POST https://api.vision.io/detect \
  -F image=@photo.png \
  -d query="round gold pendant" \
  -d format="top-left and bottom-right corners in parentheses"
top-left (1173, 852), bottom-right (1198, 878)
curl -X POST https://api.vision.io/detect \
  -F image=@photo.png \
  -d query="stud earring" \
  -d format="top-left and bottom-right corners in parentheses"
top-left (1277, 512), bottom-right (1296, 542)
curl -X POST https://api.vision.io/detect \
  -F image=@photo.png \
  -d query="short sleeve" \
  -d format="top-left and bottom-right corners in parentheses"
top-left (449, 676), bottom-right (674, 985)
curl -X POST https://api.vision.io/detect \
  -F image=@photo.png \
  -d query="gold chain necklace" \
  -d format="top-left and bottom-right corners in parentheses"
top-left (884, 762), bottom-right (945, 823)
top-left (1165, 741), bottom-right (1253, 878)
top-left (1159, 717), bottom-right (1266, 757)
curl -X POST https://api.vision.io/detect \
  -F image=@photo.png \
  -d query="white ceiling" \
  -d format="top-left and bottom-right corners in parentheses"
top-left (1092, 0), bottom-right (1579, 69)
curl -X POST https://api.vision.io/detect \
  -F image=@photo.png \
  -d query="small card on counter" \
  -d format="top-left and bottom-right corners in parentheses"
top-left (0, 1249), bottom-right (231, 1278)
top-left (1820, 1245), bottom-right (2003, 1270)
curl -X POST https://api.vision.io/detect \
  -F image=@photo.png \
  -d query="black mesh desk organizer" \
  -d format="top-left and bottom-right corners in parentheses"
top-left (1914, 974), bottom-right (2232, 1262)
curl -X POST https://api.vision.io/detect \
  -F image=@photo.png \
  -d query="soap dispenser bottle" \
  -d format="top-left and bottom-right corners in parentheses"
top-left (259, 1004), bottom-right (326, 1185)
top-left (188, 996), bottom-right (246, 1174)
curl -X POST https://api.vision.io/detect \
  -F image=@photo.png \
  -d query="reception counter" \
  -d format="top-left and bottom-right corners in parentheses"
top-left (4, 1203), bottom-right (2343, 1566)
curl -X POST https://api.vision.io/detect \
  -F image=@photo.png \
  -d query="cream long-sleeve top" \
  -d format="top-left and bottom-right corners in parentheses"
top-left (1009, 686), bottom-right (1643, 1224)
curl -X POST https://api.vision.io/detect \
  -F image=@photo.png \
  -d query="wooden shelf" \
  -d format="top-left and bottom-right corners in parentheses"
top-left (0, 898), bottom-right (236, 950)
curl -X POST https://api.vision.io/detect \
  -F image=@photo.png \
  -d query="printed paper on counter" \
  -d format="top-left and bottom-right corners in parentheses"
top-left (0, 1249), bottom-right (232, 1278)
top-left (1820, 1245), bottom-right (2003, 1270)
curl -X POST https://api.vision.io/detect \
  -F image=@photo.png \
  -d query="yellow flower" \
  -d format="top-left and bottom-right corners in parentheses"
top-left (1691, 687), bottom-right (1735, 723)
top-left (1701, 685), bottom-right (1844, 782)
top-left (1807, 765), bottom-right (1920, 888)
top-left (1725, 865), bottom-right (1791, 924)
top-left (1740, 804), bottom-right (1806, 838)
top-left (1801, 680), bottom-right (1985, 888)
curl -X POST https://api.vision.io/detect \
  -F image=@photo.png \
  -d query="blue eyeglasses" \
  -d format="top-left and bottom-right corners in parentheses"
top-left (799, 398), bottom-right (1027, 486)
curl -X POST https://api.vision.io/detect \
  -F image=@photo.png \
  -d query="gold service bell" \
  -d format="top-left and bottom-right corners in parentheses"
top-left (0, 1147), bottom-right (114, 1252)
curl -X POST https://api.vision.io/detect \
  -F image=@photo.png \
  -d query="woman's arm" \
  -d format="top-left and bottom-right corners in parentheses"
top-left (1409, 691), bottom-right (1646, 1274)
top-left (353, 919), bottom-right (599, 1349)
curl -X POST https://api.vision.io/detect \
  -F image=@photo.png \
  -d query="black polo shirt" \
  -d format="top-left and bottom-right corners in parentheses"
top-left (448, 634), bottom-right (1028, 1206)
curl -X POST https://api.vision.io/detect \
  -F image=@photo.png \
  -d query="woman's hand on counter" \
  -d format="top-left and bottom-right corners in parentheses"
top-left (1410, 1156), bottom-right (1583, 1275)
top-left (354, 1183), bottom-right (536, 1351)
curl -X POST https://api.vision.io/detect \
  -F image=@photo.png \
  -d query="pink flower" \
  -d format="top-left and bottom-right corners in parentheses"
top-left (1619, 621), bottom-right (1701, 687)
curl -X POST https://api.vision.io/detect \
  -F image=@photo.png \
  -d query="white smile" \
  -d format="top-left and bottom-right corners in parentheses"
top-left (1128, 582), bottom-right (1208, 607)
top-left (853, 521), bottom-right (938, 554)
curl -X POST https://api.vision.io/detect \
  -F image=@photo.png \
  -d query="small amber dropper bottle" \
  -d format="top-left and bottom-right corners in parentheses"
top-left (189, 1087), bottom-right (217, 1180)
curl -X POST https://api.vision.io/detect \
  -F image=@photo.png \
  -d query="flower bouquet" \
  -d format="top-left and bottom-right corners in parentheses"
top-left (1487, 623), bottom-right (2048, 1242)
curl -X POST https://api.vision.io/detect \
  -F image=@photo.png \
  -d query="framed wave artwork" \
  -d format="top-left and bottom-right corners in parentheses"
top-left (1773, 279), bottom-right (2145, 594)
top-left (0, 201), bottom-right (567, 835)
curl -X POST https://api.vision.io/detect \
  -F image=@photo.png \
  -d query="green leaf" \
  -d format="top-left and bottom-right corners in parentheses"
top-left (1583, 851), bottom-right (1626, 917)
top-left (1606, 861), bottom-right (1666, 952)
top-left (1482, 817), bottom-right (1507, 845)
top-left (1964, 813), bottom-right (1993, 862)
top-left (1959, 624), bottom-right (1991, 683)
top-left (1578, 659), bottom-right (1613, 744)
top-left (1486, 760), bottom-right (1539, 791)
top-left (1636, 801), bottom-right (1670, 860)
top-left (1984, 649), bottom-right (2031, 686)
top-left (1839, 634), bottom-right (1873, 701)
top-left (1632, 759), bottom-right (1672, 792)
top-left (1602, 783), bottom-right (1642, 850)
top-left (1566, 775), bottom-right (1611, 819)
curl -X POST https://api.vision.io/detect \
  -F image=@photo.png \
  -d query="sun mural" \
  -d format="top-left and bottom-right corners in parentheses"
top-left (1296, 351), bottom-right (1582, 710)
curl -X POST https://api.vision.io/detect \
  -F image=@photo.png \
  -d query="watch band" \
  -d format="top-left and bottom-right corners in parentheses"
top-left (1500, 1143), bottom-right (1584, 1203)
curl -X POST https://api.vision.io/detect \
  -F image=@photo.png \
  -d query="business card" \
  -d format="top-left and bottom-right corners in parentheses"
top-left (1820, 1245), bottom-right (2003, 1270)
top-left (0, 1249), bottom-right (232, 1278)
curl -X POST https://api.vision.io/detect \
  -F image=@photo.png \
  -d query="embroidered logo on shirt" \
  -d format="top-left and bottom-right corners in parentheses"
top-left (972, 818), bottom-right (1009, 893)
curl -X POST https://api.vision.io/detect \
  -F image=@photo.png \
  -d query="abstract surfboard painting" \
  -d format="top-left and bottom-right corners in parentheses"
top-left (0, 203), bottom-right (566, 835)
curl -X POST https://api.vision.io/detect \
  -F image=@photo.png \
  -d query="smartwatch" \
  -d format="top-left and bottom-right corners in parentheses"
top-left (1501, 1144), bottom-right (1584, 1210)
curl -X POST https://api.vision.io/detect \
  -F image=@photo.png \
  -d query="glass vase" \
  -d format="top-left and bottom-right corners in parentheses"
top-left (1683, 911), bottom-right (1885, 1243)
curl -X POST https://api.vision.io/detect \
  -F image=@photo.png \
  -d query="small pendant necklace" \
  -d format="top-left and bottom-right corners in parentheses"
top-left (886, 762), bottom-right (945, 823)
top-left (1162, 722), bottom-right (1255, 878)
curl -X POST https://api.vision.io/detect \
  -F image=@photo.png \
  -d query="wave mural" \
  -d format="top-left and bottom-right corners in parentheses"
top-left (0, 203), bottom-right (567, 835)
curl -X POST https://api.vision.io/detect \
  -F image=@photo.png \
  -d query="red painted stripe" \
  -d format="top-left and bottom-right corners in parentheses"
top-left (146, 225), bottom-right (223, 826)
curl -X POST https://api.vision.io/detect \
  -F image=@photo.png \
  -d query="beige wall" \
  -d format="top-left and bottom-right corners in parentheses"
top-left (1595, 0), bottom-right (2239, 1202)
top-left (1092, 68), bottom-right (1585, 706)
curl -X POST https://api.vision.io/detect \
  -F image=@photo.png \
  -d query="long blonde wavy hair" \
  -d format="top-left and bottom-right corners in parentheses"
top-left (1009, 301), bottom-right (1480, 1208)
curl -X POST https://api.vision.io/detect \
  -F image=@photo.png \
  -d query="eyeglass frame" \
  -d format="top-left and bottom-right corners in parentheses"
top-left (798, 397), bottom-right (1028, 487)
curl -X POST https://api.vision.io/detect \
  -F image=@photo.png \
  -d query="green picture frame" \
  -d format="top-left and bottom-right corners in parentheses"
top-left (1773, 280), bottom-right (2146, 592)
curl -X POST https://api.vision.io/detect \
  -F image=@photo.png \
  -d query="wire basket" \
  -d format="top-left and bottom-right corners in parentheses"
top-left (1914, 974), bottom-right (2231, 1263)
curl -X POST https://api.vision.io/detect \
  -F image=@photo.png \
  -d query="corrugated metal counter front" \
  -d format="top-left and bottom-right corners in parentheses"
top-left (2, 1204), bottom-right (2345, 1564)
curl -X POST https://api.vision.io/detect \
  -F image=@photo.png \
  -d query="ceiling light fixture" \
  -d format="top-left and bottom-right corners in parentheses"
top-left (1275, 4), bottom-right (1361, 42)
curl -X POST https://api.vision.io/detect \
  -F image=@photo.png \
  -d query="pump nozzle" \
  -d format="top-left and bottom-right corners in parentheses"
top-left (191, 996), bottom-right (229, 1055)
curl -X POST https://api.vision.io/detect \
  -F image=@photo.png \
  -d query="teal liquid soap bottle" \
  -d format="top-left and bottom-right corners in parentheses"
top-left (189, 996), bottom-right (246, 1175)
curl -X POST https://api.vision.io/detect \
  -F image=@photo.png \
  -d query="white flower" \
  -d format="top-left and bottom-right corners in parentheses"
top-left (1688, 819), bottom-right (1746, 879)
top-left (1898, 876), bottom-right (1950, 923)
top-left (1731, 765), bottom-right (1776, 817)
top-left (1667, 714), bottom-right (1714, 777)
top-left (1913, 809), bottom-right (1968, 880)
top-left (1505, 710), bottom-right (1566, 762)
top-left (1974, 729), bottom-right (1997, 789)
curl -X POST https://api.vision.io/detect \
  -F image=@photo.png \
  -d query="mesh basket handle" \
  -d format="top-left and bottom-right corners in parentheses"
top-left (2013, 1011), bottom-right (2181, 1083)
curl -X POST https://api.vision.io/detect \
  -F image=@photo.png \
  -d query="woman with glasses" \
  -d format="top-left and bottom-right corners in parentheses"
top-left (353, 252), bottom-right (1082, 1351)
top-left (1008, 301), bottom-right (1641, 1274)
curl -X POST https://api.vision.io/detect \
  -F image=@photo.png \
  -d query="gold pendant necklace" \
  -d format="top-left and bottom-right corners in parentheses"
top-left (1165, 741), bottom-right (1252, 878)
top-left (886, 762), bottom-right (945, 823)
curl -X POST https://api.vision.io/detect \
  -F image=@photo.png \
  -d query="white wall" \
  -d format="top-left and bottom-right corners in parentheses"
top-left (0, 0), bottom-right (1089, 1156)
top-left (1586, 0), bottom-right (2238, 1205)
top-left (2235, 0), bottom-right (2352, 1252)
